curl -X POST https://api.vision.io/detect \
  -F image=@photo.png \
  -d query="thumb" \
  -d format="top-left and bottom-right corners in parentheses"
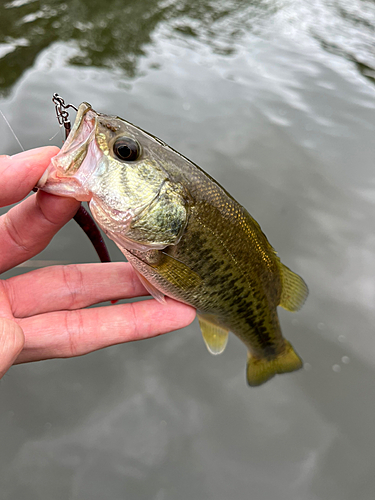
top-left (0, 318), bottom-right (25, 379)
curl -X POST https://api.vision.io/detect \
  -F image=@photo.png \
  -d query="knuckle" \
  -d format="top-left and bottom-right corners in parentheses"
top-left (128, 302), bottom-right (141, 339)
top-left (64, 310), bottom-right (85, 357)
top-left (61, 264), bottom-right (85, 309)
top-left (3, 213), bottom-right (29, 253)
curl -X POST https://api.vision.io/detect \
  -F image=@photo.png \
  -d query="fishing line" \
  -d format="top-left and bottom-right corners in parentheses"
top-left (49, 126), bottom-right (63, 142)
top-left (0, 108), bottom-right (25, 152)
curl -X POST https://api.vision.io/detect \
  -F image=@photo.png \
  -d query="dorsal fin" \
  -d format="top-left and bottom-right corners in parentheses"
top-left (279, 263), bottom-right (308, 312)
top-left (197, 314), bottom-right (229, 355)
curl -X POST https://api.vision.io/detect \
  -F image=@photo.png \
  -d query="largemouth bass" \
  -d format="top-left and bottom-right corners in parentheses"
top-left (38, 102), bottom-right (308, 386)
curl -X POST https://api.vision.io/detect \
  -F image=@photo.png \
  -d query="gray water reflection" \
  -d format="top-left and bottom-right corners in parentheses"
top-left (1, 0), bottom-right (375, 499)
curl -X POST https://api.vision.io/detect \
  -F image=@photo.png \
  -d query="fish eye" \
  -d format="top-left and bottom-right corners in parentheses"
top-left (113, 137), bottom-right (141, 161)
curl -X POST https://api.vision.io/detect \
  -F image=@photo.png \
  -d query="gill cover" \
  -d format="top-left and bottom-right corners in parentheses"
top-left (39, 102), bottom-right (190, 252)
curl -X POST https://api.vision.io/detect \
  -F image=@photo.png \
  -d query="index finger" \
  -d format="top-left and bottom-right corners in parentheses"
top-left (0, 146), bottom-right (60, 207)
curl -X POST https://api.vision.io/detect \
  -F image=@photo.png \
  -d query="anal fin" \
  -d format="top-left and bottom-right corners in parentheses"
top-left (198, 314), bottom-right (229, 355)
top-left (246, 341), bottom-right (303, 386)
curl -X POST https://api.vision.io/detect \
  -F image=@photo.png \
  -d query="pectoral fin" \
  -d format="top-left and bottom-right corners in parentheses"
top-left (127, 250), bottom-right (202, 292)
top-left (246, 341), bottom-right (303, 386)
top-left (151, 251), bottom-right (203, 290)
top-left (197, 314), bottom-right (229, 355)
top-left (279, 263), bottom-right (309, 312)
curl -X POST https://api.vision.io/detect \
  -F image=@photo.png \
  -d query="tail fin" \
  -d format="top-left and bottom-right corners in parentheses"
top-left (246, 341), bottom-right (303, 387)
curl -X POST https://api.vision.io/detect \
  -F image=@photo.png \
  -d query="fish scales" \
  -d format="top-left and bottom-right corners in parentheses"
top-left (126, 199), bottom-right (284, 358)
top-left (38, 102), bottom-right (309, 386)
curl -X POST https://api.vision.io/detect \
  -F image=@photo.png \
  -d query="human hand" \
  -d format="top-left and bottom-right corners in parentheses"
top-left (0, 147), bottom-right (196, 379)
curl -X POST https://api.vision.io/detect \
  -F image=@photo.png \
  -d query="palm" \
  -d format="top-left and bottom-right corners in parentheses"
top-left (0, 148), bottom-right (195, 378)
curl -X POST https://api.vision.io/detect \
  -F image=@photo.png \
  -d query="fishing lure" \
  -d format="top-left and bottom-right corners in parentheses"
top-left (51, 93), bottom-right (111, 263)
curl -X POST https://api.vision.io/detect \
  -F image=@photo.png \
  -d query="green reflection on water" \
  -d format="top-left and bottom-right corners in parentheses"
top-left (0, 0), bottom-right (374, 94)
top-left (0, 0), bottom-right (260, 94)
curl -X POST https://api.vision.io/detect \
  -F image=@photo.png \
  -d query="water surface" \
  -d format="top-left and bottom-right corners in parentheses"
top-left (1, 1), bottom-right (375, 499)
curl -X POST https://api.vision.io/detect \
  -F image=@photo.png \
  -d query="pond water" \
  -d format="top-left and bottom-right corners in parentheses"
top-left (0, 1), bottom-right (375, 499)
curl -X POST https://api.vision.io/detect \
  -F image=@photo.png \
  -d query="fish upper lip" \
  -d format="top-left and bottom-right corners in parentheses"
top-left (37, 103), bottom-right (98, 193)
top-left (62, 102), bottom-right (93, 151)
top-left (56, 104), bottom-right (97, 173)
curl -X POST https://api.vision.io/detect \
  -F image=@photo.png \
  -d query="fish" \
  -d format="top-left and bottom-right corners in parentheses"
top-left (38, 102), bottom-right (308, 386)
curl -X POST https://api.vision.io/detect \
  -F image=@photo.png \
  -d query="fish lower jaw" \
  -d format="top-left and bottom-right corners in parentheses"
top-left (38, 175), bottom-right (92, 202)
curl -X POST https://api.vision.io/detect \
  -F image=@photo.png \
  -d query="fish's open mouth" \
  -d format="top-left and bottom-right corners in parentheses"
top-left (54, 102), bottom-right (97, 174)
top-left (37, 103), bottom-right (102, 201)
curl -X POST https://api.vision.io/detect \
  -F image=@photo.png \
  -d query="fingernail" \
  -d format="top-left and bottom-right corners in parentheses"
top-left (37, 168), bottom-right (49, 188)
